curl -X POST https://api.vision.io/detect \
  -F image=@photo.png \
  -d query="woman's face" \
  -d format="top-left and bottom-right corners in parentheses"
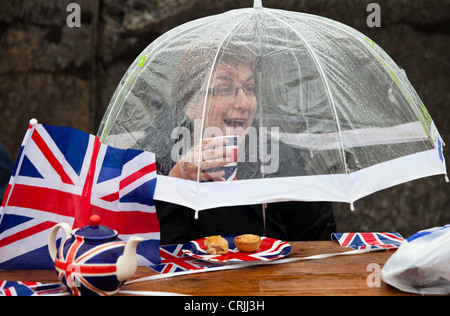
top-left (186, 61), bottom-right (257, 138)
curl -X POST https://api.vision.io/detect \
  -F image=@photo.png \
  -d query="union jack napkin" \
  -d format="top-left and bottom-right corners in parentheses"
top-left (331, 232), bottom-right (404, 250)
top-left (0, 280), bottom-right (66, 296)
top-left (149, 244), bottom-right (222, 274)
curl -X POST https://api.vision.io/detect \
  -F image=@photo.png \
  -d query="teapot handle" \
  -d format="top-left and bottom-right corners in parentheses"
top-left (48, 223), bottom-right (72, 262)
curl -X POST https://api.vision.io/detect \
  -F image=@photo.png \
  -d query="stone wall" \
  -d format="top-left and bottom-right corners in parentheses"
top-left (1, 0), bottom-right (449, 236)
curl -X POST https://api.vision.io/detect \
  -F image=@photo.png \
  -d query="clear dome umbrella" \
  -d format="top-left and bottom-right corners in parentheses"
top-left (98, 0), bottom-right (447, 217)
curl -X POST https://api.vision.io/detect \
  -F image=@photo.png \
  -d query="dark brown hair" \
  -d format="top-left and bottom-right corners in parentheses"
top-left (171, 42), bottom-right (257, 109)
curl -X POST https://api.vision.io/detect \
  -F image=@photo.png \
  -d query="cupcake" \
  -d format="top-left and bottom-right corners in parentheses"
top-left (234, 234), bottom-right (261, 252)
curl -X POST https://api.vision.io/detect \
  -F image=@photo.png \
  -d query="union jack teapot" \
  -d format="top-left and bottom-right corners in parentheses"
top-left (48, 215), bottom-right (143, 296)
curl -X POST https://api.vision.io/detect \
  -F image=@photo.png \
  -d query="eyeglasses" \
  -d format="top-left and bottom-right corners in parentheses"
top-left (206, 84), bottom-right (258, 98)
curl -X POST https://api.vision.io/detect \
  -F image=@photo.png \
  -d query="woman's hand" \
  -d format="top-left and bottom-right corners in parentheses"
top-left (169, 138), bottom-right (233, 181)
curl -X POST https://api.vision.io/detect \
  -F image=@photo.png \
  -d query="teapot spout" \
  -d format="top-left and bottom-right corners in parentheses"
top-left (116, 236), bottom-right (143, 282)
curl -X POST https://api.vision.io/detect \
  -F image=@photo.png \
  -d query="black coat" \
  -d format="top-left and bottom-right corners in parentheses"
top-left (157, 200), bottom-right (335, 245)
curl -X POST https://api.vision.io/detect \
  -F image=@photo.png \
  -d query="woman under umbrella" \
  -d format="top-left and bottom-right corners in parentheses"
top-left (135, 43), bottom-right (336, 244)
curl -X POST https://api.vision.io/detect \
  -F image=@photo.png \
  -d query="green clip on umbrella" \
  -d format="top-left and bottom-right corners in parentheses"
top-left (98, 0), bottom-right (447, 218)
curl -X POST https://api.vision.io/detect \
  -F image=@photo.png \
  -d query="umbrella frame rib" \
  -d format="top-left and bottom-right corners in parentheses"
top-left (264, 9), bottom-right (350, 176)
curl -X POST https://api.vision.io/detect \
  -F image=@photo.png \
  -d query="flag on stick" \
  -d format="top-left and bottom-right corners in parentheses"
top-left (331, 232), bottom-right (404, 250)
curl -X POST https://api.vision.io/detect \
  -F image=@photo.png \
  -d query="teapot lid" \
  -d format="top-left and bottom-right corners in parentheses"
top-left (75, 215), bottom-right (118, 240)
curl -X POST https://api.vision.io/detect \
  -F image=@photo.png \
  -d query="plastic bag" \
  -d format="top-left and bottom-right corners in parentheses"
top-left (381, 225), bottom-right (450, 295)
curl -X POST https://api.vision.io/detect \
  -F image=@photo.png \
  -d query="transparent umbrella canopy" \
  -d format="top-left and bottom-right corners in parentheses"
top-left (98, 1), bottom-right (447, 214)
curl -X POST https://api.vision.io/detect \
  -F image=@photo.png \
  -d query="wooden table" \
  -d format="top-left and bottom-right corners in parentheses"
top-left (0, 241), bottom-right (416, 296)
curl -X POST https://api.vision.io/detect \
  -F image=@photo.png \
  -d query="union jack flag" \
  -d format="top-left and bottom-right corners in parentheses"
top-left (331, 232), bottom-right (404, 250)
top-left (150, 244), bottom-right (220, 274)
top-left (0, 280), bottom-right (66, 296)
top-left (0, 122), bottom-right (161, 269)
